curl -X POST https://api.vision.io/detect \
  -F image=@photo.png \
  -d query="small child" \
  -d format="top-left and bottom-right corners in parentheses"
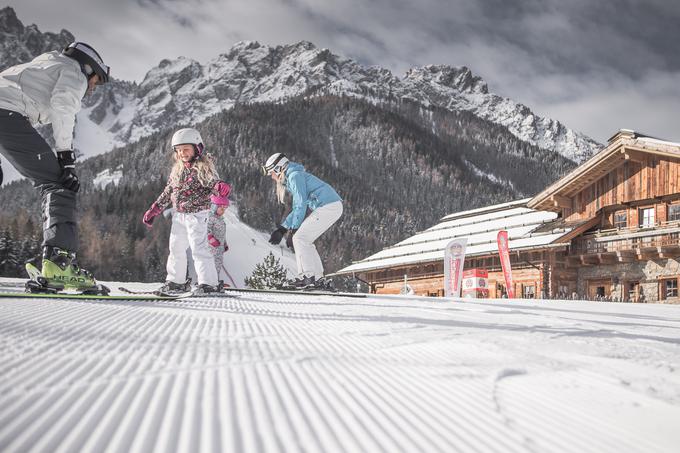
top-left (142, 127), bottom-right (231, 293)
top-left (207, 196), bottom-right (230, 287)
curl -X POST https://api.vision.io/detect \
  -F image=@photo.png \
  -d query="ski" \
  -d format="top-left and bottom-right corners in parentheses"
top-left (118, 286), bottom-right (239, 299)
top-left (0, 290), bottom-right (183, 301)
top-left (222, 287), bottom-right (368, 298)
top-left (118, 287), bottom-right (187, 297)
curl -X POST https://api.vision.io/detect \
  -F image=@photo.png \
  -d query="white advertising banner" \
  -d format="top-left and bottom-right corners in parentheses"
top-left (444, 238), bottom-right (468, 297)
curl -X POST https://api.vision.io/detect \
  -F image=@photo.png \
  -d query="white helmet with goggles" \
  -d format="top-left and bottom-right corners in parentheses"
top-left (262, 153), bottom-right (289, 175)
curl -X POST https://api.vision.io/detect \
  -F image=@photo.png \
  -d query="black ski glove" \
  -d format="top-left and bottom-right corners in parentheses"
top-left (269, 225), bottom-right (287, 245)
top-left (0, 159), bottom-right (3, 187)
top-left (57, 150), bottom-right (80, 193)
top-left (286, 229), bottom-right (297, 250)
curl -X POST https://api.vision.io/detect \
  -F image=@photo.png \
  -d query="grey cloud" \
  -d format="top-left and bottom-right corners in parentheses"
top-left (6, 0), bottom-right (680, 142)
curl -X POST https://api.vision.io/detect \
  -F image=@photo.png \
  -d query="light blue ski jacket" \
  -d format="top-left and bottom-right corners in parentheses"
top-left (281, 162), bottom-right (342, 230)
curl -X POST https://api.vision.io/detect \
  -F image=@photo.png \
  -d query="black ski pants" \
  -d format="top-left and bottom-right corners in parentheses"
top-left (0, 108), bottom-right (77, 251)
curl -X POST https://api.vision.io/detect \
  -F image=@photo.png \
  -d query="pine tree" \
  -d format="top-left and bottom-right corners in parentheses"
top-left (245, 252), bottom-right (288, 289)
top-left (0, 230), bottom-right (20, 276)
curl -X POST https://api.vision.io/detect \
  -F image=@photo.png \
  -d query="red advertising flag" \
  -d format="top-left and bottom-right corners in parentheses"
top-left (444, 238), bottom-right (468, 297)
top-left (497, 230), bottom-right (515, 298)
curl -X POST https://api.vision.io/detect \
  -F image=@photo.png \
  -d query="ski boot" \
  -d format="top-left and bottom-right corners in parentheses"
top-left (192, 283), bottom-right (221, 295)
top-left (157, 279), bottom-right (192, 294)
top-left (281, 275), bottom-right (316, 291)
top-left (25, 246), bottom-right (109, 295)
top-left (313, 277), bottom-right (336, 292)
top-left (218, 280), bottom-right (230, 290)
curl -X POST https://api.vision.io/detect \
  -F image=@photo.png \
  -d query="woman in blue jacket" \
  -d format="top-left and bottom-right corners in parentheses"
top-left (262, 153), bottom-right (343, 288)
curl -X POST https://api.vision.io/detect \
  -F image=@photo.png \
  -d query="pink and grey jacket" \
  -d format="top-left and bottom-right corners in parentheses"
top-left (153, 166), bottom-right (231, 213)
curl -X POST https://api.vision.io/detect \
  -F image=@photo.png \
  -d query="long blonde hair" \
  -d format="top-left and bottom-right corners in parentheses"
top-left (275, 176), bottom-right (287, 204)
top-left (169, 152), bottom-right (218, 186)
top-left (274, 163), bottom-right (289, 204)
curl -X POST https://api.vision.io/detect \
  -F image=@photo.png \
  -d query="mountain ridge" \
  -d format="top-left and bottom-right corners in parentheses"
top-left (0, 6), bottom-right (601, 174)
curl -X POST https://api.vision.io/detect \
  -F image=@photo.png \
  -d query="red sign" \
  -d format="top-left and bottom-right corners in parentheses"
top-left (462, 268), bottom-right (489, 298)
top-left (497, 230), bottom-right (515, 298)
top-left (463, 269), bottom-right (488, 279)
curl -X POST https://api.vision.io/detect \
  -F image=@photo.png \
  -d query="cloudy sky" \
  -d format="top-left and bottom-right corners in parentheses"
top-left (9, 0), bottom-right (680, 143)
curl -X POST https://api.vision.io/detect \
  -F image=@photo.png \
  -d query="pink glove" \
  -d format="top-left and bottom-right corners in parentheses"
top-left (143, 203), bottom-right (162, 228)
top-left (211, 181), bottom-right (231, 207)
top-left (215, 181), bottom-right (231, 197)
top-left (208, 233), bottom-right (221, 248)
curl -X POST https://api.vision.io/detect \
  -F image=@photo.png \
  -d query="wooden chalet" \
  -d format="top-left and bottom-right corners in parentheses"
top-left (336, 130), bottom-right (680, 303)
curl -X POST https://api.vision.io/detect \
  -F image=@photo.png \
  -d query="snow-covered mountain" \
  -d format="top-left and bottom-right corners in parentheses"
top-left (86, 40), bottom-right (600, 163)
top-left (0, 7), bottom-right (600, 167)
top-left (401, 65), bottom-right (599, 163)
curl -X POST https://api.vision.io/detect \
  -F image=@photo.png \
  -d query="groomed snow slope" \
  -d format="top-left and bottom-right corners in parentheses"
top-left (1, 279), bottom-right (679, 453)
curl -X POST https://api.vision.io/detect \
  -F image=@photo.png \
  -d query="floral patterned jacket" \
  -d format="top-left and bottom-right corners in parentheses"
top-left (154, 166), bottom-right (225, 213)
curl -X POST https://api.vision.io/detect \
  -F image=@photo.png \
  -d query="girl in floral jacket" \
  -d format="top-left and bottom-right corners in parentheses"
top-left (142, 128), bottom-right (231, 293)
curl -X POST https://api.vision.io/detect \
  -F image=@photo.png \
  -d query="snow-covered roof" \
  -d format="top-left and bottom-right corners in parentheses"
top-left (440, 198), bottom-right (531, 221)
top-left (337, 199), bottom-right (572, 274)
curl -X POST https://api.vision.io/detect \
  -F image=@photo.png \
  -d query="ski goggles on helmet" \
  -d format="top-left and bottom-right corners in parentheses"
top-left (63, 42), bottom-right (110, 85)
top-left (261, 153), bottom-right (288, 175)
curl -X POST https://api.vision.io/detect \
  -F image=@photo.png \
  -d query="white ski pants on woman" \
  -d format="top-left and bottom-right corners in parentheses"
top-left (292, 201), bottom-right (343, 279)
top-left (166, 211), bottom-right (218, 287)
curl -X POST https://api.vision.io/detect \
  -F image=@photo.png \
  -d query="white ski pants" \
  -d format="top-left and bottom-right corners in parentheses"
top-left (293, 201), bottom-right (343, 279)
top-left (166, 211), bottom-right (218, 287)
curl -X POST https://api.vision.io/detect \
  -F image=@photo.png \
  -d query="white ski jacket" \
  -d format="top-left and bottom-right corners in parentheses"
top-left (0, 51), bottom-right (87, 151)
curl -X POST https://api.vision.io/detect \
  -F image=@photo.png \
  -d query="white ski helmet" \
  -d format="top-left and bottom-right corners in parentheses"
top-left (171, 128), bottom-right (205, 159)
top-left (262, 152), bottom-right (289, 175)
top-left (62, 42), bottom-right (110, 84)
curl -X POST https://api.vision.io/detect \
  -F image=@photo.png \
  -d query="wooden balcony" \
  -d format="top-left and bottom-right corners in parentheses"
top-left (568, 221), bottom-right (680, 265)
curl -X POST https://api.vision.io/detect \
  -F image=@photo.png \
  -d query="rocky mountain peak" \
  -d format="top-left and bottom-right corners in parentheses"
top-left (0, 7), bottom-right (74, 70)
top-left (0, 6), bottom-right (23, 34)
top-left (406, 65), bottom-right (489, 95)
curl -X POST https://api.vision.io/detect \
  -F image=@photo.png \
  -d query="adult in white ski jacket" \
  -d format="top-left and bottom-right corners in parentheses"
top-left (0, 42), bottom-right (110, 275)
top-left (0, 51), bottom-right (87, 152)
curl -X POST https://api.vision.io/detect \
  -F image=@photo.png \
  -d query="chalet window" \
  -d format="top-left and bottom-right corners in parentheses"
top-left (614, 211), bottom-right (627, 229)
top-left (669, 204), bottom-right (680, 222)
top-left (639, 207), bottom-right (655, 228)
top-left (522, 285), bottom-right (535, 299)
top-left (663, 279), bottom-right (679, 299)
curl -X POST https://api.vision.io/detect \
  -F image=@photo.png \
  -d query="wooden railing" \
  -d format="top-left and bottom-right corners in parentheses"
top-left (368, 270), bottom-right (444, 286)
top-left (571, 222), bottom-right (680, 255)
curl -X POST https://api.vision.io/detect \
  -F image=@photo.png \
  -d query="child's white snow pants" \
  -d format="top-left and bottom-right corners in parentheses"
top-left (166, 211), bottom-right (218, 287)
top-left (292, 201), bottom-right (343, 279)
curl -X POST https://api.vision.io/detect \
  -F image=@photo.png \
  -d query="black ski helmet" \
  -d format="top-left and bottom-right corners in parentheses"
top-left (62, 42), bottom-right (110, 84)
